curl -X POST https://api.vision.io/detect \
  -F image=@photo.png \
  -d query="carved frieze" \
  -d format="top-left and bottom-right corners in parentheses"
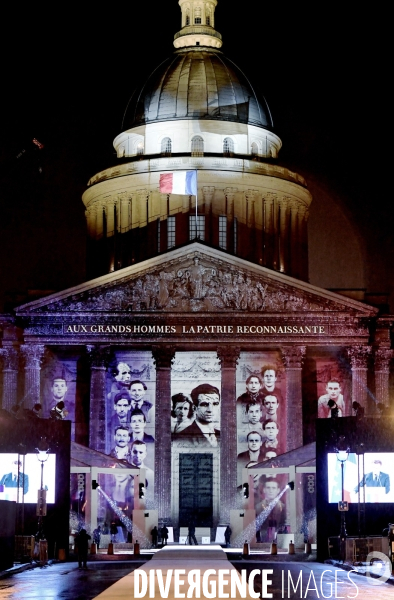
top-left (329, 323), bottom-right (368, 337)
top-left (28, 252), bottom-right (353, 315)
top-left (23, 324), bottom-right (63, 336)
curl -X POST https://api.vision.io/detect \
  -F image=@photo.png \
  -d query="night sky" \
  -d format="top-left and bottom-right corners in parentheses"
top-left (0, 3), bottom-right (391, 312)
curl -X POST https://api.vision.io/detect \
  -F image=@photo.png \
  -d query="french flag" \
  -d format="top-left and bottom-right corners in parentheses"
top-left (159, 170), bottom-right (197, 196)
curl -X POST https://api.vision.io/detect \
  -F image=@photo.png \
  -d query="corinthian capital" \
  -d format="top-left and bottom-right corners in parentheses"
top-left (151, 345), bottom-right (176, 368)
top-left (224, 187), bottom-right (238, 199)
top-left (202, 186), bottom-right (215, 202)
top-left (374, 348), bottom-right (393, 373)
top-left (245, 189), bottom-right (258, 202)
top-left (278, 196), bottom-right (290, 210)
top-left (263, 192), bottom-right (277, 206)
top-left (86, 345), bottom-right (112, 368)
top-left (0, 347), bottom-right (19, 370)
top-left (347, 346), bottom-right (371, 369)
top-left (288, 199), bottom-right (300, 213)
top-left (21, 344), bottom-right (45, 369)
top-left (216, 346), bottom-right (240, 368)
top-left (86, 204), bottom-right (97, 217)
top-left (137, 188), bottom-right (149, 201)
top-left (298, 204), bottom-right (308, 220)
top-left (281, 346), bottom-right (306, 369)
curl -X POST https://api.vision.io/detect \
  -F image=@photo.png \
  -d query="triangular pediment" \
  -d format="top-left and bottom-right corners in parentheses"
top-left (17, 243), bottom-right (376, 317)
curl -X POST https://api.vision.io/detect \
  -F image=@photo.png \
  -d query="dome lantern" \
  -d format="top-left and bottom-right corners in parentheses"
top-left (174, 0), bottom-right (222, 49)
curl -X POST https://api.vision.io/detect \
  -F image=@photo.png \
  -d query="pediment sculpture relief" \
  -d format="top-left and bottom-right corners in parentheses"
top-left (33, 254), bottom-right (347, 313)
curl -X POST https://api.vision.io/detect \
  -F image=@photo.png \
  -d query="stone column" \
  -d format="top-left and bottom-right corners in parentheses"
top-left (289, 200), bottom-right (300, 278)
top-left (203, 186), bottom-right (215, 244)
top-left (298, 205), bottom-right (309, 281)
top-left (95, 203), bottom-right (104, 239)
top-left (120, 194), bottom-right (131, 233)
top-left (20, 344), bottom-right (45, 410)
top-left (263, 192), bottom-right (276, 269)
top-left (106, 198), bottom-right (115, 236)
top-left (281, 346), bottom-right (306, 451)
top-left (137, 189), bottom-right (148, 228)
top-left (347, 346), bottom-right (371, 414)
top-left (245, 190), bottom-right (257, 261)
top-left (87, 345), bottom-right (111, 453)
top-left (225, 188), bottom-right (236, 221)
top-left (202, 186), bottom-right (214, 214)
top-left (224, 188), bottom-right (237, 253)
top-left (131, 191), bottom-right (139, 227)
top-left (137, 189), bottom-right (149, 260)
top-left (113, 198), bottom-right (120, 233)
top-left (374, 348), bottom-right (392, 407)
top-left (86, 205), bottom-right (97, 238)
top-left (0, 347), bottom-right (19, 410)
top-left (278, 196), bottom-right (289, 273)
top-left (272, 194), bottom-right (280, 270)
top-left (152, 345), bottom-right (175, 525)
top-left (245, 190), bottom-right (257, 228)
top-left (217, 346), bottom-right (240, 522)
top-left (113, 198), bottom-right (121, 270)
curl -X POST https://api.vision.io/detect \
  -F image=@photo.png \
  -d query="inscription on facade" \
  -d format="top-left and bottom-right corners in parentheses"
top-left (62, 323), bottom-right (326, 335)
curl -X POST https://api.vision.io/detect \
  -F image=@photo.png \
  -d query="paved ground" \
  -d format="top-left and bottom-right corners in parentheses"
top-left (0, 548), bottom-right (393, 599)
top-left (0, 562), bottom-right (139, 600)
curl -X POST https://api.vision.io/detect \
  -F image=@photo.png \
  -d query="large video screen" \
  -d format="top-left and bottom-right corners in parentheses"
top-left (327, 452), bottom-right (394, 503)
top-left (0, 453), bottom-right (56, 504)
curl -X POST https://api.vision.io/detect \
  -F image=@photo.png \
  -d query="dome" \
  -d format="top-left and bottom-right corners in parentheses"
top-left (122, 47), bottom-right (274, 132)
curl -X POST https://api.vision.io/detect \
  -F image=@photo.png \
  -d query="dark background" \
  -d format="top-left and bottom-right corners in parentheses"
top-left (0, 3), bottom-right (391, 311)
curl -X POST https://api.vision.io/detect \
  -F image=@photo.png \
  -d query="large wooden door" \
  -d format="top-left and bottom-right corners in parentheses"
top-left (179, 454), bottom-right (213, 527)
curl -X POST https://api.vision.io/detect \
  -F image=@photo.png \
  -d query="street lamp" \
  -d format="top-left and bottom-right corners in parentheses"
top-left (35, 437), bottom-right (50, 541)
top-left (335, 436), bottom-right (349, 561)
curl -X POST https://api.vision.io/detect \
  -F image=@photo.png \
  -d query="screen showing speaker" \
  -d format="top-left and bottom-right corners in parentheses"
top-left (327, 452), bottom-right (394, 503)
top-left (0, 453), bottom-right (56, 504)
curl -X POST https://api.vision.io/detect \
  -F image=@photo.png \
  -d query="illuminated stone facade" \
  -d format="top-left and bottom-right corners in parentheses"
top-left (1, 0), bottom-right (393, 548)
top-left (5, 243), bottom-right (388, 540)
